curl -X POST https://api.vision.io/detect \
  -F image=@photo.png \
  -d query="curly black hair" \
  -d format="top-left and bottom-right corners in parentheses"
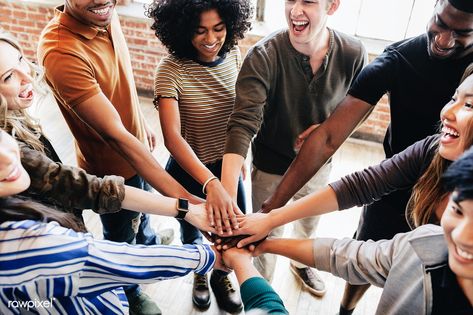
top-left (146, 0), bottom-right (253, 60)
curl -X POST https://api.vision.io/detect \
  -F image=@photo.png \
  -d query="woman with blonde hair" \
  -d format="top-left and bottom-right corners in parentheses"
top-left (0, 31), bottom-right (215, 234)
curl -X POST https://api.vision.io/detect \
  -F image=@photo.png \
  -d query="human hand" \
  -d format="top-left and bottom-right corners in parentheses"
top-left (210, 245), bottom-right (232, 272)
top-left (206, 179), bottom-right (243, 235)
top-left (143, 121), bottom-right (157, 152)
top-left (231, 212), bottom-right (273, 248)
top-left (294, 124), bottom-right (320, 152)
top-left (185, 203), bottom-right (217, 234)
top-left (222, 246), bottom-right (252, 270)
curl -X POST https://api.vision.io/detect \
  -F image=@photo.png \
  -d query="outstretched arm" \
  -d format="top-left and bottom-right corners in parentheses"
top-left (262, 95), bottom-right (373, 212)
top-left (72, 93), bottom-right (200, 203)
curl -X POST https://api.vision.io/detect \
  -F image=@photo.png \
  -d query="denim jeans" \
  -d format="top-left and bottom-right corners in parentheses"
top-left (100, 174), bottom-right (158, 296)
top-left (166, 157), bottom-right (247, 245)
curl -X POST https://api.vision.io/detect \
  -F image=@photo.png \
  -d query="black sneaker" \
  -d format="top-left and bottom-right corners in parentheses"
top-left (192, 273), bottom-right (211, 310)
top-left (210, 272), bottom-right (243, 313)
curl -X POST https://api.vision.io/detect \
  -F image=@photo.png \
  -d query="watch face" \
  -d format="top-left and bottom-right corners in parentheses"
top-left (178, 198), bottom-right (189, 210)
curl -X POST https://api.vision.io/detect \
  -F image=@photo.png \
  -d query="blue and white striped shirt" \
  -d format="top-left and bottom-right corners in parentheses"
top-left (0, 220), bottom-right (215, 314)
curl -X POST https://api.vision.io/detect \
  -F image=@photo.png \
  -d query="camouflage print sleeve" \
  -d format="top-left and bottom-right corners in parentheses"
top-left (19, 142), bottom-right (125, 214)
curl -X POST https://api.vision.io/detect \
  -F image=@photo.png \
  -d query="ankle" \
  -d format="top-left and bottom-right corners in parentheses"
top-left (339, 305), bottom-right (355, 315)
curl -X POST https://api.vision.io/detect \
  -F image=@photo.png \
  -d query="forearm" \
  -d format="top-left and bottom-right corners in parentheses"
top-left (259, 239), bottom-right (315, 267)
top-left (232, 259), bottom-right (261, 285)
top-left (264, 96), bottom-right (373, 211)
top-left (108, 134), bottom-right (192, 199)
top-left (268, 186), bottom-right (339, 228)
top-left (87, 240), bottom-right (216, 286)
top-left (221, 153), bottom-right (245, 199)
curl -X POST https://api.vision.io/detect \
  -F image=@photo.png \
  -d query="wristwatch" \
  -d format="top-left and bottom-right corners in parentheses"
top-left (175, 198), bottom-right (189, 220)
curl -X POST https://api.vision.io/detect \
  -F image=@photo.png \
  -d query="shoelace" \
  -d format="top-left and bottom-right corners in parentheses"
top-left (221, 276), bottom-right (235, 293)
top-left (195, 275), bottom-right (208, 289)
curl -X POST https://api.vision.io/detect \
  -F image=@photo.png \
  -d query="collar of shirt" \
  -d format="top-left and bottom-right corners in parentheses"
top-left (286, 28), bottom-right (334, 79)
top-left (55, 5), bottom-right (110, 40)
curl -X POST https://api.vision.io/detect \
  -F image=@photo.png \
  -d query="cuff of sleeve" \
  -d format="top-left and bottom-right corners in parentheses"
top-left (224, 129), bottom-right (252, 158)
top-left (240, 277), bottom-right (271, 301)
top-left (313, 238), bottom-right (336, 272)
top-left (194, 244), bottom-right (216, 275)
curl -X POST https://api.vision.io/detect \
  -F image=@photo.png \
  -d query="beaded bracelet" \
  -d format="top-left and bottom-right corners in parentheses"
top-left (202, 176), bottom-right (218, 195)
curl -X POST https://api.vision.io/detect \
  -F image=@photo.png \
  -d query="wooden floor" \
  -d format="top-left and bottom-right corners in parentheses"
top-left (33, 92), bottom-right (385, 315)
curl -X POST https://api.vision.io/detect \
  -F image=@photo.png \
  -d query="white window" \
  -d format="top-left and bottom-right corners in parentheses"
top-left (262, 0), bottom-right (436, 42)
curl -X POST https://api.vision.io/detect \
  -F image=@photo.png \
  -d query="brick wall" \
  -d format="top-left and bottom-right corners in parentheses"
top-left (0, 0), bottom-right (389, 143)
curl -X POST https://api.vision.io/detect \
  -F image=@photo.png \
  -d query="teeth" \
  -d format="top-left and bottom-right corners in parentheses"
top-left (442, 126), bottom-right (459, 137)
top-left (204, 43), bottom-right (217, 49)
top-left (18, 84), bottom-right (33, 98)
top-left (91, 7), bottom-right (109, 15)
top-left (293, 21), bottom-right (308, 26)
top-left (457, 247), bottom-right (473, 260)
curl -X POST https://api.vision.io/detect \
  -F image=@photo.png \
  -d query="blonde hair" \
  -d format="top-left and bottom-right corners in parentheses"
top-left (408, 63), bottom-right (473, 227)
top-left (0, 32), bottom-right (47, 152)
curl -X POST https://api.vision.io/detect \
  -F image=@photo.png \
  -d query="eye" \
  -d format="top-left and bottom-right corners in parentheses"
top-left (214, 26), bottom-right (225, 32)
top-left (451, 204), bottom-right (464, 216)
top-left (195, 29), bottom-right (206, 35)
top-left (4, 73), bottom-right (13, 82)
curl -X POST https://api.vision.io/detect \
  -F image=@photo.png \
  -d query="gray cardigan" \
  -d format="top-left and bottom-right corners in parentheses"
top-left (314, 224), bottom-right (447, 315)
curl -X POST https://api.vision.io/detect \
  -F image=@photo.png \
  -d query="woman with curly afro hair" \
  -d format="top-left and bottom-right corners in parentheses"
top-left (146, 0), bottom-right (253, 312)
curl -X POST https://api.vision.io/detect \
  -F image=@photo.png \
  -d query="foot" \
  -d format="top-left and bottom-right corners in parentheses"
top-left (192, 273), bottom-right (211, 310)
top-left (210, 272), bottom-right (243, 313)
top-left (156, 228), bottom-right (175, 245)
top-left (290, 263), bottom-right (326, 297)
top-left (126, 291), bottom-right (162, 315)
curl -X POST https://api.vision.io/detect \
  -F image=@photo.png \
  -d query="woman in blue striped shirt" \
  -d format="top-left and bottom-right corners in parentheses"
top-left (0, 130), bottom-right (226, 314)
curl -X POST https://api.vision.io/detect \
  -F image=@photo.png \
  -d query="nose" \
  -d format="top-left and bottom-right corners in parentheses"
top-left (441, 98), bottom-right (460, 122)
top-left (205, 31), bottom-right (217, 44)
top-left (15, 67), bottom-right (32, 85)
top-left (435, 31), bottom-right (455, 50)
top-left (291, 1), bottom-right (304, 17)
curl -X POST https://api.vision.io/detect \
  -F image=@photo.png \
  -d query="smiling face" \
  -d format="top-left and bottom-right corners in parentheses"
top-left (284, 0), bottom-right (337, 47)
top-left (0, 41), bottom-right (34, 111)
top-left (439, 74), bottom-right (473, 161)
top-left (64, 0), bottom-right (116, 28)
top-left (426, 0), bottom-right (473, 60)
top-left (441, 193), bottom-right (473, 283)
top-left (0, 131), bottom-right (30, 197)
top-left (191, 9), bottom-right (227, 63)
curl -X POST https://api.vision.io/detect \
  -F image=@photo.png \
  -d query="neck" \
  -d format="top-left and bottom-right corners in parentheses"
top-left (457, 276), bottom-right (473, 306)
top-left (290, 27), bottom-right (330, 58)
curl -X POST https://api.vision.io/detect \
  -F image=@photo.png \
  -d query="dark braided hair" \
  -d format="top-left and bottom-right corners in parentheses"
top-left (146, 0), bottom-right (253, 60)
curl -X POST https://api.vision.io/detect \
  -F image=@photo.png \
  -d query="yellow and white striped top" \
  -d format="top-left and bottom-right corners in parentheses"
top-left (154, 47), bottom-right (241, 164)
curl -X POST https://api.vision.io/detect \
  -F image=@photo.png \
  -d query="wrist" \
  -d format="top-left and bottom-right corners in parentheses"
top-left (202, 176), bottom-right (218, 195)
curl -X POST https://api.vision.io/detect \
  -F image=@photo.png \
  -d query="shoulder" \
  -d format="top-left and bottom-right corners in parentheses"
top-left (247, 29), bottom-right (289, 57)
top-left (331, 29), bottom-right (366, 64)
top-left (0, 220), bottom-right (86, 239)
top-left (378, 34), bottom-right (427, 63)
top-left (408, 225), bottom-right (447, 264)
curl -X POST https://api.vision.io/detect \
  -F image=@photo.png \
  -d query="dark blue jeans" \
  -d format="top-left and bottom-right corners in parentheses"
top-left (166, 157), bottom-right (247, 245)
top-left (100, 174), bottom-right (158, 296)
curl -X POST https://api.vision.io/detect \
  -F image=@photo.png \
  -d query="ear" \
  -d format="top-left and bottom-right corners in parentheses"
top-left (327, 0), bottom-right (340, 16)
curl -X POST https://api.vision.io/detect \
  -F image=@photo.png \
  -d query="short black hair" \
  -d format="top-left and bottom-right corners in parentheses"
top-left (146, 0), bottom-right (253, 60)
top-left (442, 146), bottom-right (473, 201)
